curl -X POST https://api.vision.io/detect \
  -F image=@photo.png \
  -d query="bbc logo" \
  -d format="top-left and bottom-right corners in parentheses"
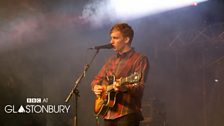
top-left (27, 98), bottom-right (42, 103)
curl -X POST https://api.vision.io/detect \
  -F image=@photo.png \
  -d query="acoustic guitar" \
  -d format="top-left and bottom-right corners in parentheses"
top-left (94, 72), bottom-right (141, 116)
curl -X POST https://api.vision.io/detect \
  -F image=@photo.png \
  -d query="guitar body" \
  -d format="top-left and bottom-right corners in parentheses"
top-left (94, 88), bottom-right (117, 116)
top-left (94, 73), bottom-right (141, 116)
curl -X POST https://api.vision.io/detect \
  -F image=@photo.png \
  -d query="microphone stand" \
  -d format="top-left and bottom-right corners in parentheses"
top-left (65, 49), bottom-right (100, 126)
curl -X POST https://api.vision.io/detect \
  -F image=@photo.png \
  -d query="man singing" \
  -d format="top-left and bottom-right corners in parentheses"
top-left (91, 23), bottom-right (149, 126)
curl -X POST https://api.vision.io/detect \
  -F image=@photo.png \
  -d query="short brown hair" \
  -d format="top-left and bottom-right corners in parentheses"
top-left (110, 23), bottom-right (134, 43)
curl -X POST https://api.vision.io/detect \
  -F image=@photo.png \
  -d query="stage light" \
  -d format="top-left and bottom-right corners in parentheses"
top-left (192, 2), bottom-right (198, 6)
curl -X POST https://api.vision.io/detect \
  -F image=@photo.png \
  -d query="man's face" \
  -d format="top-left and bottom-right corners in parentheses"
top-left (110, 30), bottom-right (128, 54)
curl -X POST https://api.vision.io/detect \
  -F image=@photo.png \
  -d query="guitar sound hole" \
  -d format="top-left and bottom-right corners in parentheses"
top-left (107, 76), bottom-right (114, 84)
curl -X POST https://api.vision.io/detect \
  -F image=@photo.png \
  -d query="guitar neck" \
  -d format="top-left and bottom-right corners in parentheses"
top-left (106, 77), bottom-right (127, 92)
top-left (105, 73), bottom-right (140, 92)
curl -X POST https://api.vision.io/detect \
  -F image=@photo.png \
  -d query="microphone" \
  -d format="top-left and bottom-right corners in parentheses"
top-left (89, 43), bottom-right (113, 50)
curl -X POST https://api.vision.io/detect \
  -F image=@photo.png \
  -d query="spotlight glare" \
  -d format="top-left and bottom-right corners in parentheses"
top-left (110, 0), bottom-right (207, 19)
top-left (192, 2), bottom-right (198, 6)
top-left (81, 0), bottom-right (208, 26)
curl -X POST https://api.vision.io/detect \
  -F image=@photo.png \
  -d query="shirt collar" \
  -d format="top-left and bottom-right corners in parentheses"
top-left (116, 48), bottom-right (135, 58)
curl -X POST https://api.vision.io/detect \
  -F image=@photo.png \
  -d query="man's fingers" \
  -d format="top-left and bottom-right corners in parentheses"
top-left (93, 86), bottom-right (103, 95)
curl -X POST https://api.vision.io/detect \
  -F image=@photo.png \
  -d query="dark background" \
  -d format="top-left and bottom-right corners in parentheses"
top-left (0, 0), bottom-right (224, 126)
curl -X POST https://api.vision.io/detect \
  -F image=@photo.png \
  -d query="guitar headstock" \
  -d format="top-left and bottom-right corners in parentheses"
top-left (121, 72), bottom-right (141, 84)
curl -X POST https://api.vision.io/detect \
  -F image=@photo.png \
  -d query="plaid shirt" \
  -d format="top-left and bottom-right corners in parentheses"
top-left (91, 48), bottom-right (149, 120)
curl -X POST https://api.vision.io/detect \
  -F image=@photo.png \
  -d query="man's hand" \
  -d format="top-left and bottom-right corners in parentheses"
top-left (113, 79), bottom-right (128, 92)
top-left (93, 85), bottom-right (103, 96)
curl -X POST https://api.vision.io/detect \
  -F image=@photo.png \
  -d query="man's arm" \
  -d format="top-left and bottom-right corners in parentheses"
top-left (91, 60), bottom-right (109, 96)
top-left (113, 56), bottom-right (149, 96)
